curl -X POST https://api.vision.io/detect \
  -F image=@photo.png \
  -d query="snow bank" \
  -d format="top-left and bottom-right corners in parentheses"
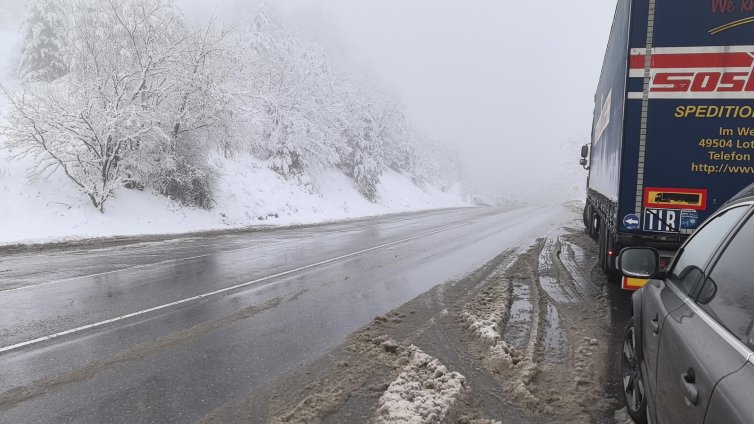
top-left (374, 345), bottom-right (467, 424)
top-left (0, 150), bottom-right (468, 246)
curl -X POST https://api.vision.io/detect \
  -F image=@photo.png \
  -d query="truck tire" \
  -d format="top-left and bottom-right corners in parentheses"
top-left (607, 238), bottom-right (619, 275)
top-left (598, 222), bottom-right (607, 272)
top-left (583, 203), bottom-right (590, 228)
top-left (598, 223), bottom-right (619, 278)
top-left (598, 220), bottom-right (618, 277)
top-left (588, 211), bottom-right (599, 241)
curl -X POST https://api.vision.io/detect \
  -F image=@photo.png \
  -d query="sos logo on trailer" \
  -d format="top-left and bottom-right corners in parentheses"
top-left (628, 47), bottom-right (754, 99)
top-left (644, 208), bottom-right (680, 233)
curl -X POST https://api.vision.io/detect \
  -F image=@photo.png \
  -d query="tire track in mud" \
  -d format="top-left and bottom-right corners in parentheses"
top-left (499, 241), bottom-right (543, 409)
top-left (537, 236), bottom-right (579, 304)
top-left (530, 228), bottom-right (615, 422)
top-left (462, 226), bottom-right (615, 422)
top-left (558, 237), bottom-right (599, 299)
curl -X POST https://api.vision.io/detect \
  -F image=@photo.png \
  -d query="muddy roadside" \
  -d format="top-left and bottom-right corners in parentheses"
top-left (200, 205), bottom-right (634, 423)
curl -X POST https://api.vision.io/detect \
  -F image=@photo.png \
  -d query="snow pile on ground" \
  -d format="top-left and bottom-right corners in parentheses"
top-left (374, 345), bottom-right (467, 424)
top-left (460, 269), bottom-right (513, 347)
top-left (0, 149), bottom-right (467, 246)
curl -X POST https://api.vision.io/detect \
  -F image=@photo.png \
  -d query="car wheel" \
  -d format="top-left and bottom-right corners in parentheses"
top-left (622, 318), bottom-right (648, 423)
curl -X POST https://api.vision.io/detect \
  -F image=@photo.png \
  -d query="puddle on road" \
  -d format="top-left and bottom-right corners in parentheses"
top-left (502, 279), bottom-right (532, 351)
top-left (541, 301), bottom-right (568, 363)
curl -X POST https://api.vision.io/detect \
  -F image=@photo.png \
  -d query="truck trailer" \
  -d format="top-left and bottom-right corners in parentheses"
top-left (581, 0), bottom-right (754, 289)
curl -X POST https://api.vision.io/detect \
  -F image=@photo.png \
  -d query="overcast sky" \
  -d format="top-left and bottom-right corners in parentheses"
top-left (267, 0), bottom-right (619, 200)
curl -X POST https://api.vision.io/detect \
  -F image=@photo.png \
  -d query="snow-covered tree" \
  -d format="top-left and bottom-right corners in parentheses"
top-left (234, 20), bottom-right (343, 178)
top-left (18, 0), bottom-right (69, 83)
top-left (1, 80), bottom-right (151, 211)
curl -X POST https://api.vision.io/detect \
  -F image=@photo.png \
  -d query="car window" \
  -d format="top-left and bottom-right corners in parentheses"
top-left (669, 206), bottom-right (747, 295)
top-left (700, 211), bottom-right (754, 349)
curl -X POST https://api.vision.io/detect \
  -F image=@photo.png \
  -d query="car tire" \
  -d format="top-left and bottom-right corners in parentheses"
top-left (621, 318), bottom-right (648, 424)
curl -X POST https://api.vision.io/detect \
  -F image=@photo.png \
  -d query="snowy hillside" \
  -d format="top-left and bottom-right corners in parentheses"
top-left (0, 148), bottom-right (467, 246)
top-left (0, 1), bottom-right (471, 246)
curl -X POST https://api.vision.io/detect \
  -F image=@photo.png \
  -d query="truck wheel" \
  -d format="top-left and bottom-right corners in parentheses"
top-left (588, 212), bottom-right (599, 241)
top-left (583, 204), bottom-right (590, 228)
top-left (598, 221), bottom-right (617, 277)
top-left (598, 222), bottom-right (607, 272)
top-left (607, 239), bottom-right (620, 275)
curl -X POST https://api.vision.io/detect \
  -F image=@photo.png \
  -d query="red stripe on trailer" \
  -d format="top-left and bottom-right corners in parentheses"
top-left (629, 52), bottom-right (754, 70)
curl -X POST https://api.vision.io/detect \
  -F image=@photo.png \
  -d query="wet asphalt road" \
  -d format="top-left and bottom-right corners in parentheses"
top-left (0, 206), bottom-right (567, 423)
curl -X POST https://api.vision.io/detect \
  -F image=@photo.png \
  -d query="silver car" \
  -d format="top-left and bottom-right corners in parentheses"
top-left (618, 183), bottom-right (754, 424)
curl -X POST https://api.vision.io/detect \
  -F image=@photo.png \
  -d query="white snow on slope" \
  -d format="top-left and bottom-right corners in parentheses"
top-left (0, 150), bottom-right (467, 246)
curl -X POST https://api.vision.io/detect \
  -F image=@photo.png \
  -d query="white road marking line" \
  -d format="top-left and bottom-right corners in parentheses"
top-left (0, 212), bottom-right (506, 354)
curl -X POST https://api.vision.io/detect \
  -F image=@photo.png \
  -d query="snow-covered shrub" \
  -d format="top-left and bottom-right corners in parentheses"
top-left (150, 148), bottom-right (216, 209)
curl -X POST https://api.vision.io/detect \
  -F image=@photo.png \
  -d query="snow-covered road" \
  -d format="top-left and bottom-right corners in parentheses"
top-left (0, 206), bottom-right (574, 423)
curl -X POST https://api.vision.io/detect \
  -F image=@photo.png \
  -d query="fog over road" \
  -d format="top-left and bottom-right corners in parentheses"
top-left (0, 207), bottom-right (570, 423)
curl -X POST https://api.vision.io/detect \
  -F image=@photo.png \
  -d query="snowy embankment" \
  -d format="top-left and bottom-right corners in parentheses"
top-left (0, 149), bottom-right (467, 246)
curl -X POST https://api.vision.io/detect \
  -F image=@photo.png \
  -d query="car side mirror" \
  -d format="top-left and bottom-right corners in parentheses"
top-left (697, 278), bottom-right (717, 305)
top-left (617, 247), bottom-right (662, 279)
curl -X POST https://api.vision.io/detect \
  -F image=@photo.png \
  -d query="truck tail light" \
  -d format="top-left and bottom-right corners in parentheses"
top-left (659, 256), bottom-right (671, 270)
